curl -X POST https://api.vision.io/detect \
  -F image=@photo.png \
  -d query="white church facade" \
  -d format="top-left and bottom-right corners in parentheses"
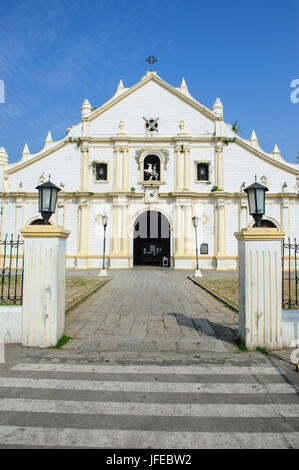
top-left (0, 70), bottom-right (298, 270)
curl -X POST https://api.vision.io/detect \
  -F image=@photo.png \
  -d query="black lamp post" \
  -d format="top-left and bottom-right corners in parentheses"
top-left (102, 215), bottom-right (108, 270)
top-left (244, 176), bottom-right (269, 227)
top-left (192, 216), bottom-right (199, 271)
top-left (35, 176), bottom-right (61, 225)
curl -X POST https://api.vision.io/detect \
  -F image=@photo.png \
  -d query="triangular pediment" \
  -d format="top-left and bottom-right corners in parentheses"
top-left (88, 73), bottom-right (217, 138)
top-left (89, 72), bottom-right (217, 122)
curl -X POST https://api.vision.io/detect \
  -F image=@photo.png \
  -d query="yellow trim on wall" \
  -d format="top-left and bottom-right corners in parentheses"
top-left (21, 225), bottom-right (70, 239)
top-left (235, 227), bottom-right (285, 241)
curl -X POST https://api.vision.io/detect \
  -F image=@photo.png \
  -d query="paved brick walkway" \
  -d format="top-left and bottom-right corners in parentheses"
top-left (63, 268), bottom-right (239, 356)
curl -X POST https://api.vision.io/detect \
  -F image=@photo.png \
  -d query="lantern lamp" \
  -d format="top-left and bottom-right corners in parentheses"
top-left (102, 215), bottom-right (108, 228)
top-left (99, 215), bottom-right (109, 276)
top-left (35, 176), bottom-right (61, 225)
top-left (244, 176), bottom-right (269, 227)
top-left (192, 216), bottom-right (199, 228)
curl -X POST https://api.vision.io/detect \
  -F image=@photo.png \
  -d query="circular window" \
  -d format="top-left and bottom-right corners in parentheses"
top-left (144, 118), bottom-right (159, 133)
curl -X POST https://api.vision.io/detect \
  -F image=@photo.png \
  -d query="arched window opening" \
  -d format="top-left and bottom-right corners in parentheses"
top-left (253, 219), bottom-right (277, 228)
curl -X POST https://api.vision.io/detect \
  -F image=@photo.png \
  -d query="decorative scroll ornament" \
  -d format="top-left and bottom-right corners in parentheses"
top-left (94, 213), bottom-right (103, 224)
top-left (135, 149), bottom-right (170, 169)
top-left (199, 214), bottom-right (209, 225)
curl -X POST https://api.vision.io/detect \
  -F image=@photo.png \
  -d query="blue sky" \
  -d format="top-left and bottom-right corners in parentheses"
top-left (0, 0), bottom-right (298, 163)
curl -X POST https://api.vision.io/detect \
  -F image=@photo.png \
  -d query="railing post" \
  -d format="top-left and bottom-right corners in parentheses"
top-left (235, 227), bottom-right (285, 350)
top-left (20, 225), bottom-right (70, 347)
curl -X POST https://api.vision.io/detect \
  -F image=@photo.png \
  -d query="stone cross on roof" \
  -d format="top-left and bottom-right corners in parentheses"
top-left (145, 55), bottom-right (157, 71)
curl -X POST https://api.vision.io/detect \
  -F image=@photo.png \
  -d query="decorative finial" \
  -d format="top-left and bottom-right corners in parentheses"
top-left (22, 143), bottom-right (30, 155)
top-left (81, 99), bottom-right (92, 119)
top-left (272, 144), bottom-right (281, 160)
top-left (44, 131), bottom-right (53, 149)
top-left (145, 55), bottom-right (157, 71)
top-left (46, 131), bottom-right (52, 142)
top-left (212, 97), bottom-right (224, 117)
top-left (0, 147), bottom-right (8, 164)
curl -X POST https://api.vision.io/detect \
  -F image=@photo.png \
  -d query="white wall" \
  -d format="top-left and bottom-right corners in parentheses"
top-left (223, 143), bottom-right (297, 193)
top-left (0, 306), bottom-right (22, 343)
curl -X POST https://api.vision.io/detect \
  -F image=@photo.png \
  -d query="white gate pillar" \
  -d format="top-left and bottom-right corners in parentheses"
top-left (235, 228), bottom-right (285, 350)
top-left (20, 225), bottom-right (70, 347)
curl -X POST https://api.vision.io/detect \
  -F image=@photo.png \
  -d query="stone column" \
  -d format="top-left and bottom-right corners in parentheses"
top-left (78, 199), bottom-right (88, 255)
top-left (235, 228), bottom-right (285, 350)
top-left (281, 198), bottom-right (289, 238)
top-left (216, 198), bottom-right (225, 256)
top-left (239, 200), bottom-right (248, 230)
top-left (183, 146), bottom-right (191, 191)
top-left (111, 204), bottom-right (119, 254)
top-left (121, 204), bottom-right (129, 253)
top-left (80, 145), bottom-right (89, 192)
top-left (122, 148), bottom-right (129, 191)
top-left (183, 204), bottom-right (193, 255)
top-left (175, 204), bottom-right (183, 254)
top-left (113, 148), bottom-right (120, 191)
top-left (175, 146), bottom-right (182, 191)
top-left (215, 144), bottom-right (224, 191)
top-left (20, 225), bottom-right (70, 347)
top-left (15, 198), bottom-right (23, 238)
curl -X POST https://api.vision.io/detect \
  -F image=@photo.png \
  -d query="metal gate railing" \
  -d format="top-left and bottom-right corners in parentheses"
top-left (0, 234), bottom-right (24, 305)
top-left (282, 237), bottom-right (299, 310)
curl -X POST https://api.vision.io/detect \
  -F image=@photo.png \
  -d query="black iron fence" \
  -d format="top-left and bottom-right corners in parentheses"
top-left (0, 234), bottom-right (24, 305)
top-left (282, 237), bottom-right (299, 310)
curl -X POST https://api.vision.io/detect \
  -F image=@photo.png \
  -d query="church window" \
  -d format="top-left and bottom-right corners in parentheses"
top-left (197, 163), bottom-right (209, 181)
top-left (95, 163), bottom-right (108, 181)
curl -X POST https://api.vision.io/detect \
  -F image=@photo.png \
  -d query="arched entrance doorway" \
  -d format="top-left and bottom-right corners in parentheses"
top-left (133, 211), bottom-right (171, 266)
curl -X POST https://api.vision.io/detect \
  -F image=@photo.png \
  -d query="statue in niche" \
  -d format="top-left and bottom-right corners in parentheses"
top-left (144, 163), bottom-right (159, 181)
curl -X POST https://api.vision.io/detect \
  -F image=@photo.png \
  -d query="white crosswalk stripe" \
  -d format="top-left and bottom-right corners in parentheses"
top-left (11, 363), bottom-right (282, 375)
top-left (0, 426), bottom-right (298, 449)
top-left (0, 362), bottom-right (298, 449)
top-left (0, 398), bottom-right (298, 418)
top-left (0, 377), bottom-right (297, 394)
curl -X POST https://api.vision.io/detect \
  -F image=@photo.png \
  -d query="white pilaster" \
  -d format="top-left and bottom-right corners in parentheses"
top-left (281, 198), bottom-right (289, 237)
top-left (215, 144), bottom-right (224, 191)
top-left (183, 204), bottom-right (193, 255)
top-left (183, 146), bottom-right (191, 191)
top-left (239, 200), bottom-right (248, 230)
top-left (175, 204), bottom-right (183, 255)
top-left (175, 146), bottom-right (182, 191)
top-left (80, 145), bottom-right (89, 192)
top-left (113, 148), bottom-right (121, 191)
top-left (122, 148), bottom-right (129, 191)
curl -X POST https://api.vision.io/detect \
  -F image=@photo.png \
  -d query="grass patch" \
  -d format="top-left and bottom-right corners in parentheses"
top-left (256, 346), bottom-right (270, 355)
top-left (235, 340), bottom-right (249, 353)
top-left (192, 276), bottom-right (299, 312)
top-left (55, 334), bottom-right (72, 349)
top-left (0, 275), bottom-right (111, 307)
top-left (65, 277), bottom-right (111, 314)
